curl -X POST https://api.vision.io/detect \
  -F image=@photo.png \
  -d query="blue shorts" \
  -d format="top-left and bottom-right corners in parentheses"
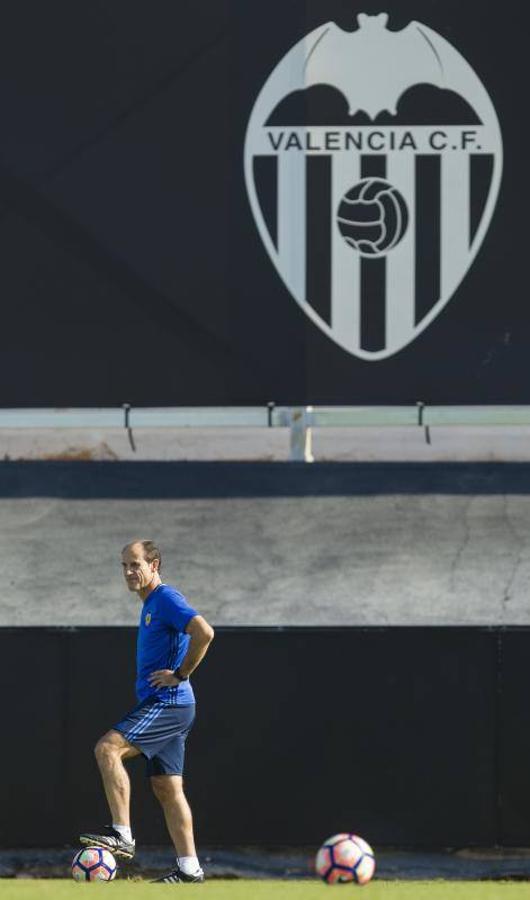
top-left (112, 699), bottom-right (196, 777)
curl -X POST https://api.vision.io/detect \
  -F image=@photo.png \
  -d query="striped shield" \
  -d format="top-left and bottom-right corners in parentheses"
top-left (244, 14), bottom-right (503, 361)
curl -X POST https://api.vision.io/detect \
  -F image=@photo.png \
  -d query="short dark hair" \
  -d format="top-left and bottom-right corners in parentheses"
top-left (123, 539), bottom-right (162, 572)
top-left (141, 540), bottom-right (162, 572)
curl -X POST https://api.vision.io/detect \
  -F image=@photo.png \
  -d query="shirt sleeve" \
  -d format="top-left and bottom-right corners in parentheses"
top-left (158, 588), bottom-right (198, 632)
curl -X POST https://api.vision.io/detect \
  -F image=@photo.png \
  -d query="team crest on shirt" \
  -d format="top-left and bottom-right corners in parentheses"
top-left (244, 12), bottom-right (503, 359)
top-left (145, 612), bottom-right (152, 626)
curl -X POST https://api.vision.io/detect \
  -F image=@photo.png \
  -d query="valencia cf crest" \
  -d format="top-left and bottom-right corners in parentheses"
top-left (244, 13), bottom-right (503, 360)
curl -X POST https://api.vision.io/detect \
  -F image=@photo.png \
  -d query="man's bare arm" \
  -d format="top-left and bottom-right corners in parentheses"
top-left (149, 615), bottom-right (214, 688)
top-left (178, 615), bottom-right (215, 677)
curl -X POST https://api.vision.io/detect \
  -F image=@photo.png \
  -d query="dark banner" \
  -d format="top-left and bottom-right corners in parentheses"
top-left (0, 626), bottom-right (507, 848)
top-left (0, 1), bottom-right (524, 404)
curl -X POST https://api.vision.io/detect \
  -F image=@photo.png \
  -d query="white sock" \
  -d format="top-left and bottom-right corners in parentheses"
top-left (112, 824), bottom-right (133, 843)
top-left (178, 855), bottom-right (202, 875)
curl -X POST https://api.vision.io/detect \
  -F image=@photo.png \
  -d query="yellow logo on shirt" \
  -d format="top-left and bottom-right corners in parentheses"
top-left (145, 613), bottom-right (152, 626)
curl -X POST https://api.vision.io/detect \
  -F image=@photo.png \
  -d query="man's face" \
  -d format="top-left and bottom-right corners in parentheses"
top-left (121, 543), bottom-right (157, 593)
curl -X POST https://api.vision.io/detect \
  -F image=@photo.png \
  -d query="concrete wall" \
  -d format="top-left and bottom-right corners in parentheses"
top-left (2, 461), bottom-right (530, 627)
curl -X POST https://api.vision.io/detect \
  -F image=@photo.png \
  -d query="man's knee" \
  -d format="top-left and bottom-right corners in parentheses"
top-left (94, 730), bottom-right (134, 766)
top-left (94, 736), bottom-right (115, 767)
top-left (151, 775), bottom-right (184, 805)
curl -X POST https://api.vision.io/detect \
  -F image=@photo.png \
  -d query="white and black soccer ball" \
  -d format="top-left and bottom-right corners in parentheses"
top-left (337, 178), bottom-right (408, 256)
top-left (315, 832), bottom-right (376, 885)
top-left (71, 846), bottom-right (117, 881)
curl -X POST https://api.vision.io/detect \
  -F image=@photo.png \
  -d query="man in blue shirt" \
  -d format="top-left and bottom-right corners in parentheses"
top-left (80, 540), bottom-right (214, 884)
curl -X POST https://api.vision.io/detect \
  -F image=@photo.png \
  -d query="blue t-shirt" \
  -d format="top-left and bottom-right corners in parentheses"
top-left (136, 583), bottom-right (198, 705)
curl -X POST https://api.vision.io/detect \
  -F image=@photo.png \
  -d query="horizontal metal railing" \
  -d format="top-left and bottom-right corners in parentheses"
top-left (0, 404), bottom-right (529, 429)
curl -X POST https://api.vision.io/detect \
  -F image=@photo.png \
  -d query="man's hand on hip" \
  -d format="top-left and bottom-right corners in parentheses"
top-left (149, 669), bottom-right (180, 688)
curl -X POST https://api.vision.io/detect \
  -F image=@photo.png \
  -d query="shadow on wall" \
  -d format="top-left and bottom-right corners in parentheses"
top-left (1, 460), bottom-right (530, 499)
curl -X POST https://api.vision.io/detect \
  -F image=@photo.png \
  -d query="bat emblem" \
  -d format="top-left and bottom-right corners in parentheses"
top-left (304, 13), bottom-right (444, 119)
top-left (244, 13), bottom-right (503, 361)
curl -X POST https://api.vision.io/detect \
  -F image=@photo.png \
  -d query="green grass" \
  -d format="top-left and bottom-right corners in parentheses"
top-left (1, 881), bottom-right (530, 900)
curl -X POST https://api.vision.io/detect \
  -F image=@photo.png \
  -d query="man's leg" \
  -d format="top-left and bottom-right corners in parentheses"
top-left (150, 774), bottom-right (197, 858)
top-left (79, 729), bottom-right (140, 859)
top-left (94, 729), bottom-right (140, 825)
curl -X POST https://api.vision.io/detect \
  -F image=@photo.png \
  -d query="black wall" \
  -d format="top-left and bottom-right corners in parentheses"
top-left (0, 1), bottom-right (525, 405)
top-left (3, 625), bottom-right (530, 848)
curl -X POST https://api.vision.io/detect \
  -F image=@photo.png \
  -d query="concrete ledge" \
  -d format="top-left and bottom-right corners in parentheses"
top-left (2, 426), bottom-right (530, 461)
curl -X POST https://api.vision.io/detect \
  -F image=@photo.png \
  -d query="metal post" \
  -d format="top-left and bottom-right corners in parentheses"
top-left (289, 406), bottom-right (314, 462)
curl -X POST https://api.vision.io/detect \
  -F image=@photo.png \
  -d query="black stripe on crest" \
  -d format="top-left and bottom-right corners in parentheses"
top-left (253, 156), bottom-right (278, 249)
top-left (415, 155), bottom-right (441, 325)
top-left (306, 155), bottom-right (332, 325)
top-left (361, 155), bottom-right (386, 179)
top-left (360, 155), bottom-right (386, 352)
top-left (470, 154), bottom-right (494, 248)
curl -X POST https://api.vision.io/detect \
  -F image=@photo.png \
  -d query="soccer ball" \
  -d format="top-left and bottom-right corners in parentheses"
top-left (71, 846), bottom-right (117, 881)
top-left (315, 833), bottom-right (375, 885)
top-left (337, 178), bottom-right (408, 256)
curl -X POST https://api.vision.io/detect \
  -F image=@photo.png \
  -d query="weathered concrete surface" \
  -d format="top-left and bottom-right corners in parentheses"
top-left (3, 425), bottom-right (530, 462)
top-left (2, 462), bottom-right (530, 627)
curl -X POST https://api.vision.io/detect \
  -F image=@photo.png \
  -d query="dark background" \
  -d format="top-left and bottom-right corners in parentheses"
top-left (3, 625), bottom-right (530, 848)
top-left (0, 0), bottom-right (524, 406)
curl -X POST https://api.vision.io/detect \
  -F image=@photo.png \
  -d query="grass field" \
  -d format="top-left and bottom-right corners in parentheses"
top-left (1, 881), bottom-right (530, 900)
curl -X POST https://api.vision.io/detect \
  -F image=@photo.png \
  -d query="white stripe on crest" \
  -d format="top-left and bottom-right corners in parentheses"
top-left (277, 153), bottom-right (306, 303)
top-left (331, 152), bottom-right (361, 350)
top-left (440, 152), bottom-right (470, 299)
